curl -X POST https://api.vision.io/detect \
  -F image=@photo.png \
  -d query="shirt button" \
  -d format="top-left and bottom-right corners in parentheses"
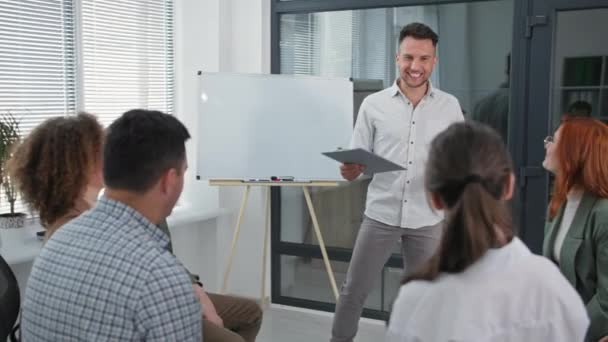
top-left (410, 141), bottom-right (414, 144)
top-left (409, 161), bottom-right (413, 165)
top-left (412, 121), bottom-right (416, 124)
top-left (406, 181), bottom-right (410, 184)
top-left (403, 200), bottom-right (408, 203)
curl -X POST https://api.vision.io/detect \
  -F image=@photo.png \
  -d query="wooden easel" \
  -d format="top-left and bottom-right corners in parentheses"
top-left (209, 179), bottom-right (340, 303)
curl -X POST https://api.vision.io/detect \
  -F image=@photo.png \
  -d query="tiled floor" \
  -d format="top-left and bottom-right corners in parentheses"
top-left (256, 304), bottom-right (386, 342)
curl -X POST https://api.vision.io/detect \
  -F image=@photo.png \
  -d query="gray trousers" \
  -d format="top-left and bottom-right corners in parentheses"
top-left (330, 216), bottom-right (443, 342)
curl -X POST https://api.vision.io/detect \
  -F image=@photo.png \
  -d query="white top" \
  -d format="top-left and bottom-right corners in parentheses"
top-left (553, 190), bottom-right (583, 262)
top-left (386, 238), bottom-right (589, 342)
top-left (351, 81), bottom-right (463, 228)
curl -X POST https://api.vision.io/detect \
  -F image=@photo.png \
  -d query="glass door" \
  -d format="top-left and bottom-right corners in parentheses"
top-left (272, 0), bottom-right (516, 319)
top-left (521, 0), bottom-right (608, 253)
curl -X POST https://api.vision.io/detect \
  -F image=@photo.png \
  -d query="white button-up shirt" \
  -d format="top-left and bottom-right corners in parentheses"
top-left (386, 238), bottom-right (590, 342)
top-left (351, 80), bottom-right (463, 228)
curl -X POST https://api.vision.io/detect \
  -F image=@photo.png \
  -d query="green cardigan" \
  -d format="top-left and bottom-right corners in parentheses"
top-left (543, 192), bottom-right (608, 341)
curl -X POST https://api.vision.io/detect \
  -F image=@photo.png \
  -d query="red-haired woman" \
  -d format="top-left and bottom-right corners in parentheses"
top-left (543, 116), bottom-right (608, 341)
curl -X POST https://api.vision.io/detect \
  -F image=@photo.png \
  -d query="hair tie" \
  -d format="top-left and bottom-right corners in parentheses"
top-left (437, 174), bottom-right (486, 207)
top-left (462, 174), bottom-right (483, 186)
top-left (462, 174), bottom-right (503, 200)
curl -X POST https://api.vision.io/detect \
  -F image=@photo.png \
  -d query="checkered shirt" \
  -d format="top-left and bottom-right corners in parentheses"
top-left (21, 196), bottom-right (202, 341)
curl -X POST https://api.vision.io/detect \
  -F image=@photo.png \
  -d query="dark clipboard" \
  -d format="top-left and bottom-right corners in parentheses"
top-left (322, 148), bottom-right (406, 175)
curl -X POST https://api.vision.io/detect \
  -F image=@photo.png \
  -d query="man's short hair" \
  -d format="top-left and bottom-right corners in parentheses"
top-left (399, 22), bottom-right (439, 46)
top-left (104, 109), bottom-right (191, 193)
top-left (567, 100), bottom-right (592, 117)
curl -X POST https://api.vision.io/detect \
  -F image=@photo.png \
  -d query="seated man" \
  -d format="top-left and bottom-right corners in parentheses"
top-left (21, 109), bottom-right (201, 341)
top-left (159, 220), bottom-right (263, 342)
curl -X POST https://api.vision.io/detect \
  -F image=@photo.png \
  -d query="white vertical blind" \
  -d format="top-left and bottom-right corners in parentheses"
top-left (80, 0), bottom-right (174, 126)
top-left (279, 7), bottom-right (440, 88)
top-left (0, 0), bottom-right (77, 135)
top-left (280, 9), bottom-right (393, 86)
top-left (352, 8), bottom-right (393, 86)
top-left (280, 13), bottom-right (316, 75)
top-left (0, 0), bottom-right (174, 216)
top-left (0, 0), bottom-right (76, 215)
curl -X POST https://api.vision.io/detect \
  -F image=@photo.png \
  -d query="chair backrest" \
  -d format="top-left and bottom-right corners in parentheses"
top-left (0, 254), bottom-right (20, 341)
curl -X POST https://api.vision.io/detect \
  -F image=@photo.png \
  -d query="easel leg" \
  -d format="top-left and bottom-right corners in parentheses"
top-left (302, 186), bottom-right (339, 300)
top-left (260, 187), bottom-right (271, 306)
top-left (222, 185), bottom-right (251, 293)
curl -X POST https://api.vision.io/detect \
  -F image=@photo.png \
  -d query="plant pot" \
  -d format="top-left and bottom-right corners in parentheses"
top-left (0, 213), bottom-right (26, 229)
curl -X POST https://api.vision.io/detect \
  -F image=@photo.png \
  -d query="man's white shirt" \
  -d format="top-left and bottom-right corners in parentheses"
top-left (351, 80), bottom-right (463, 228)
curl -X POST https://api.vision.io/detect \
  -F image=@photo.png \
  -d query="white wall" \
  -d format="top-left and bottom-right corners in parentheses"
top-left (216, 0), bottom-right (272, 298)
top-left (174, 0), bottom-right (271, 298)
top-left (172, 0), bottom-right (222, 293)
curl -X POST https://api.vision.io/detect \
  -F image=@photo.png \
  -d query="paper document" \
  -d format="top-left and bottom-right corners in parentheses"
top-left (322, 148), bottom-right (406, 175)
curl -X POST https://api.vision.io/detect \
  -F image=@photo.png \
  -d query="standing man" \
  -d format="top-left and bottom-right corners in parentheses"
top-left (21, 110), bottom-right (202, 341)
top-left (331, 23), bottom-right (463, 342)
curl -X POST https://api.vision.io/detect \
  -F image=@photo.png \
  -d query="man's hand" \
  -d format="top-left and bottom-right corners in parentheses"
top-left (599, 336), bottom-right (608, 342)
top-left (340, 163), bottom-right (365, 181)
top-left (192, 284), bottom-right (224, 327)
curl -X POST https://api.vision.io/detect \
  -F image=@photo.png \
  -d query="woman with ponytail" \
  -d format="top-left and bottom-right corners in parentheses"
top-left (386, 121), bottom-right (589, 341)
top-left (542, 116), bottom-right (608, 342)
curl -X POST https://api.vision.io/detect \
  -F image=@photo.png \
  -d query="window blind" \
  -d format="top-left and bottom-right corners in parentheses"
top-left (80, 0), bottom-right (174, 126)
top-left (0, 0), bottom-right (76, 215)
top-left (0, 0), bottom-right (76, 134)
top-left (280, 9), bottom-right (394, 87)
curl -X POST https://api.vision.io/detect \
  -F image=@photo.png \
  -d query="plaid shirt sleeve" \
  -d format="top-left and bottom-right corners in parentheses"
top-left (134, 255), bottom-right (202, 341)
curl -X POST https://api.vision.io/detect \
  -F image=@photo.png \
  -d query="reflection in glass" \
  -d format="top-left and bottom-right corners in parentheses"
top-left (280, 255), bottom-right (382, 310)
top-left (470, 53), bottom-right (511, 142)
top-left (601, 91), bottom-right (608, 122)
top-left (281, 179), bottom-right (370, 248)
top-left (553, 9), bottom-right (608, 129)
top-left (280, 1), bottom-right (514, 115)
top-left (563, 57), bottom-right (602, 87)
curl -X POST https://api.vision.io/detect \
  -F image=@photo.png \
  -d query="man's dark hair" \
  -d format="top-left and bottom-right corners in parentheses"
top-left (567, 100), bottom-right (592, 117)
top-left (104, 109), bottom-right (191, 193)
top-left (399, 22), bottom-right (438, 46)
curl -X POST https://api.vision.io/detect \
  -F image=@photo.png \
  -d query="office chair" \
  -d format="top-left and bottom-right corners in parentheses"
top-left (0, 254), bottom-right (20, 341)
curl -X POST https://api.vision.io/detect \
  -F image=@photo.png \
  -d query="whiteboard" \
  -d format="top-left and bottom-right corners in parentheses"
top-left (197, 73), bottom-right (353, 181)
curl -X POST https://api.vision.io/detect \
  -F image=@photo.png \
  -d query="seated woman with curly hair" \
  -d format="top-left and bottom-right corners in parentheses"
top-left (7, 112), bottom-right (104, 238)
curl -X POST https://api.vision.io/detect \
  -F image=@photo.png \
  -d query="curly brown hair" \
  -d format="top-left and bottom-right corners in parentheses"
top-left (7, 112), bottom-right (104, 229)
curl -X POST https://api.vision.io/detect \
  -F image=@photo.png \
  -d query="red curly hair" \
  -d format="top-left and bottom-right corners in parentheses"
top-left (7, 113), bottom-right (104, 231)
top-left (548, 116), bottom-right (608, 219)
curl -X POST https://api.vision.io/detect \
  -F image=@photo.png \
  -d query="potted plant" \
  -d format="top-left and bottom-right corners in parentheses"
top-left (0, 111), bottom-right (26, 229)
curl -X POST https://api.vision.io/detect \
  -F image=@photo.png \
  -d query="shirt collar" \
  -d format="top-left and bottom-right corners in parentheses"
top-left (464, 237), bottom-right (529, 276)
top-left (391, 79), bottom-right (436, 100)
top-left (95, 195), bottom-right (171, 250)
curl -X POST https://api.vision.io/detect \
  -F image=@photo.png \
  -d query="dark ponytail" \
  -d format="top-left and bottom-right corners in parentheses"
top-left (404, 122), bottom-right (513, 283)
